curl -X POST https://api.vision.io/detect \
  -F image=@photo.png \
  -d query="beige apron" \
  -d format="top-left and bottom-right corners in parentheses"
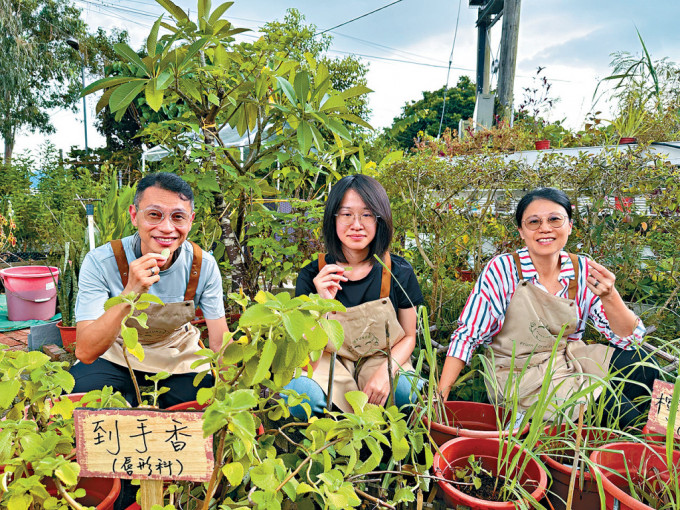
top-left (99, 239), bottom-right (206, 374)
top-left (487, 252), bottom-right (613, 421)
top-left (310, 253), bottom-right (414, 413)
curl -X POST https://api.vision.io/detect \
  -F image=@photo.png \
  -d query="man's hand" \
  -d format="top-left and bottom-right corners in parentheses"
top-left (124, 252), bottom-right (169, 295)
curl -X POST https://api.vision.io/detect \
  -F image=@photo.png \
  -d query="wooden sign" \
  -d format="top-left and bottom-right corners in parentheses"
top-left (74, 409), bottom-right (214, 482)
top-left (645, 379), bottom-right (680, 439)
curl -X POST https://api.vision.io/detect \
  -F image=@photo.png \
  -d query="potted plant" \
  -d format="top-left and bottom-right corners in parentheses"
top-left (609, 96), bottom-right (650, 144)
top-left (55, 241), bottom-right (81, 352)
top-left (433, 436), bottom-right (547, 509)
top-left (0, 348), bottom-right (123, 508)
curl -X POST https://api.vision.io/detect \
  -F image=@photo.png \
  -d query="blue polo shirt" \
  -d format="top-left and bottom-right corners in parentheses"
top-left (75, 234), bottom-right (225, 322)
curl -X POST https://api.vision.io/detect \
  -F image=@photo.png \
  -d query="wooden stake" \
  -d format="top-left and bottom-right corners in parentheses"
top-left (140, 479), bottom-right (164, 510)
top-left (565, 402), bottom-right (585, 510)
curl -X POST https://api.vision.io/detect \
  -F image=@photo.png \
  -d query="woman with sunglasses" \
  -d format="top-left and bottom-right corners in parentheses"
top-left (288, 174), bottom-right (424, 416)
top-left (438, 188), bottom-right (658, 426)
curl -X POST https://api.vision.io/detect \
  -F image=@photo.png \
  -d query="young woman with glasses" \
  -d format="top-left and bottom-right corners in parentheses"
top-left (288, 174), bottom-right (424, 416)
top-left (438, 187), bottom-right (658, 426)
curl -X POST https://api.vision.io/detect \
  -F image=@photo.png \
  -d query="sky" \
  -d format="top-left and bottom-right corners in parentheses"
top-left (13, 0), bottom-right (680, 156)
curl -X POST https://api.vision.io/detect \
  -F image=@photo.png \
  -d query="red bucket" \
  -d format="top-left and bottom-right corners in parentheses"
top-left (0, 266), bottom-right (59, 321)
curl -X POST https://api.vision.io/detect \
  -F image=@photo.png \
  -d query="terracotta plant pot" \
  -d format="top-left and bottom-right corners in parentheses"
top-left (590, 441), bottom-right (680, 510)
top-left (433, 436), bottom-right (548, 509)
top-left (539, 424), bottom-right (616, 510)
top-left (422, 401), bottom-right (530, 446)
top-left (56, 320), bottom-right (77, 352)
top-left (44, 476), bottom-right (121, 510)
top-left (619, 137), bottom-right (636, 144)
top-left (534, 140), bottom-right (550, 150)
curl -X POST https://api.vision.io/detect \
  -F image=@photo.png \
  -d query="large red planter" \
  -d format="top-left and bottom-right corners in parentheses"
top-left (534, 140), bottom-right (550, 150)
top-left (590, 442), bottom-right (680, 510)
top-left (422, 401), bottom-right (530, 446)
top-left (539, 424), bottom-right (617, 510)
top-left (433, 437), bottom-right (547, 509)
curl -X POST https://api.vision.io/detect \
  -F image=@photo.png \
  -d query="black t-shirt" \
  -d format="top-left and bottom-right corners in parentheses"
top-left (295, 253), bottom-right (424, 313)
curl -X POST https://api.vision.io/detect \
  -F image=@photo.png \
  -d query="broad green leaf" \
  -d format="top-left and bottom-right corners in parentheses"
top-left (179, 38), bottom-right (209, 70)
top-left (338, 84), bottom-right (372, 101)
top-left (281, 310), bottom-right (305, 342)
top-left (139, 293), bottom-right (164, 305)
top-left (319, 94), bottom-right (345, 113)
top-left (95, 87), bottom-right (115, 115)
top-left (296, 482), bottom-right (316, 495)
top-left (239, 303), bottom-right (278, 328)
top-left (251, 339), bottom-right (276, 385)
top-left (81, 76), bottom-right (139, 97)
top-left (157, 0), bottom-right (188, 21)
top-left (128, 341), bottom-right (145, 362)
top-left (306, 324), bottom-right (328, 351)
top-left (104, 295), bottom-right (125, 310)
top-left (147, 16), bottom-right (163, 58)
top-left (122, 326), bottom-right (138, 348)
top-left (222, 462), bottom-right (244, 486)
top-left (110, 81), bottom-right (146, 114)
top-left (393, 488), bottom-right (415, 503)
top-left (320, 318), bottom-right (344, 351)
top-left (55, 462), bottom-right (80, 487)
top-left (293, 71), bottom-right (310, 106)
top-left (145, 80), bottom-right (164, 112)
top-left (113, 42), bottom-right (149, 76)
top-left (276, 76), bottom-right (296, 105)
top-left (390, 432), bottom-right (409, 461)
top-left (230, 389), bottom-right (258, 410)
top-left (208, 1), bottom-right (234, 25)
top-left (345, 391), bottom-right (368, 414)
top-left (0, 380), bottom-right (20, 409)
top-left (297, 123), bottom-right (313, 155)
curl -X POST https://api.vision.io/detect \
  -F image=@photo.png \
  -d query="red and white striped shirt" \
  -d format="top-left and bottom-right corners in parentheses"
top-left (447, 248), bottom-right (645, 363)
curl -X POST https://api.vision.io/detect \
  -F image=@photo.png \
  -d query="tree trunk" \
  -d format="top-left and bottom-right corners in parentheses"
top-left (3, 135), bottom-right (14, 165)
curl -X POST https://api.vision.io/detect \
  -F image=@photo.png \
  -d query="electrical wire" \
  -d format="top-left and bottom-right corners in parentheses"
top-left (315, 0), bottom-right (405, 36)
top-left (437, 0), bottom-right (462, 138)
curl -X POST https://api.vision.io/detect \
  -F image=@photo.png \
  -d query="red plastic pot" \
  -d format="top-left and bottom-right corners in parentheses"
top-left (619, 137), bottom-right (636, 144)
top-left (45, 476), bottom-right (121, 509)
top-left (590, 442), bottom-right (680, 510)
top-left (539, 424), bottom-right (617, 510)
top-left (56, 320), bottom-right (77, 352)
top-left (534, 140), bottom-right (550, 150)
top-left (433, 436), bottom-right (547, 509)
top-left (422, 401), bottom-right (530, 446)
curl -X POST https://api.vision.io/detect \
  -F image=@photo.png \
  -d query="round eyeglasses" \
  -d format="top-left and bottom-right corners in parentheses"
top-left (334, 211), bottom-right (380, 226)
top-left (137, 207), bottom-right (192, 227)
top-left (522, 214), bottom-right (568, 231)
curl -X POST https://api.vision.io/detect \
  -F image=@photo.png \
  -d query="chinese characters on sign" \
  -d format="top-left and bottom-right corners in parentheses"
top-left (646, 379), bottom-right (680, 440)
top-left (74, 409), bottom-right (214, 482)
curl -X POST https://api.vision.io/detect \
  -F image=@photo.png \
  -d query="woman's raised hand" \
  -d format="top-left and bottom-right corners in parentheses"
top-left (586, 259), bottom-right (617, 300)
top-left (313, 263), bottom-right (349, 300)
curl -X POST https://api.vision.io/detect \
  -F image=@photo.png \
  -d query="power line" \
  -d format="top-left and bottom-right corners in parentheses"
top-left (438, 0), bottom-right (462, 138)
top-left (333, 31), bottom-right (447, 66)
top-left (316, 0), bottom-right (405, 36)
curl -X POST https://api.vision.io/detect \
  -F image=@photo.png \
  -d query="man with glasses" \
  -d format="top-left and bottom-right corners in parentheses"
top-left (70, 172), bottom-right (229, 409)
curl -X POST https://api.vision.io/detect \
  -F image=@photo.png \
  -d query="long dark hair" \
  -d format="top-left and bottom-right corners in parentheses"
top-left (322, 175), bottom-right (393, 263)
top-left (515, 187), bottom-right (572, 226)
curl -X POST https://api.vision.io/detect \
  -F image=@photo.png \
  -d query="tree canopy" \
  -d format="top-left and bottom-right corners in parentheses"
top-left (0, 0), bottom-right (86, 163)
top-left (390, 75), bottom-right (476, 149)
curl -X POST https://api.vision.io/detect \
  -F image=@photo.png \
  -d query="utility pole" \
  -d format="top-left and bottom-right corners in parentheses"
top-left (497, 0), bottom-right (521, 121)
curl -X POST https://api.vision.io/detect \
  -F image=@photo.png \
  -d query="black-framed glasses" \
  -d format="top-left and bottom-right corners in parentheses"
top-left (522, 214), bottom-right (568, 231)
top-left (137, 207), bottom-right (192, 227)
top-left (334, 211), bottom-right (380, 226)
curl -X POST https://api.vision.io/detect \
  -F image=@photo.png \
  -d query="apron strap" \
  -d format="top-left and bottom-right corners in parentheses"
top-left (110, 239), bottom-right (202, 300)
top-left (111, 239), bottom-right (129, 289)
top-left (184, 241), bottom-right (202, 301)
top-left (317, 252), bottom-right (392, 299)
top-left (567, 253), bottom-right (579, 301)
top-left (379, 252), bottom-right (392, 299)
top-left (511, 251), bottom-right (523, 280)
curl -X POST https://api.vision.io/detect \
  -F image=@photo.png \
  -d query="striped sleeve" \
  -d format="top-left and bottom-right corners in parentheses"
top-left (446, 254), bottom-right (518, 363)
top-left (576, 255), bottom-right (645, 349)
